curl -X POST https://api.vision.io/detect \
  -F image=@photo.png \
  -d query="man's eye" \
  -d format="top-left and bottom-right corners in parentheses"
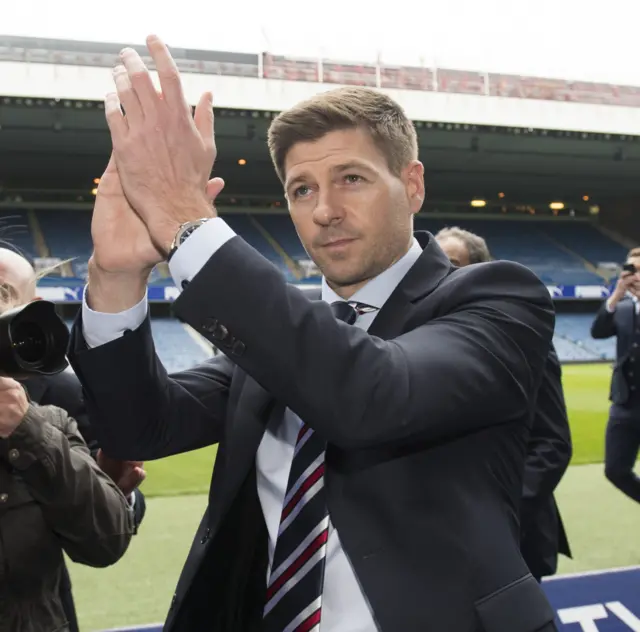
top-left (293, 185), bottom-right (310, 198)
top-left (344, 174), bottom-right (363, 184)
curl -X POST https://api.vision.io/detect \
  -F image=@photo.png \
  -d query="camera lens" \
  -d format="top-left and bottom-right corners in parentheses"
top-left (11, 321), bottom-right (48, 365)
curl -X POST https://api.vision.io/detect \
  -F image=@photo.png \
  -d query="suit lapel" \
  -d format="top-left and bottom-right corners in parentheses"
top-left (368, 231), bottom-right (452, 340)
top-left (219, 231), bottom-right (451, 503)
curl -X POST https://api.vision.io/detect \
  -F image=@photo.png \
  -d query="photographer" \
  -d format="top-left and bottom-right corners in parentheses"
top-left (591, 247), bottom-right (640, 504)
top-left (0, 247), bottom-right (146, 631)
top-left (0, 379), bottom-right (133, 631)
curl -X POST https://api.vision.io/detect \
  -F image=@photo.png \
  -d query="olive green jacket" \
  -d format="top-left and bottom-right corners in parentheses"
top-left (0, 403), bottom-right (134, 631)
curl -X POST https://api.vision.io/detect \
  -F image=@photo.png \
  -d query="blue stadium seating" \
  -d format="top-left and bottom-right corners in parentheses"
top-left (554, 313), bottom-right (615, 361)
top-left (0, 210), bottom-right (37, 259)
top-left (414, 217), bottom-right (607, 285)
top-left (538, 222), bottom-right (627, 266)
top-left (24, 210), bottom-right (625, 288)
top-left (150, 318), bottom-right (214, 373)
top-left (37, 210), bottom-right (92, 278)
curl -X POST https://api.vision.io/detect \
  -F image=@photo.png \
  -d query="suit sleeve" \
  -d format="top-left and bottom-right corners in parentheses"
top-left (35, 371), bottom-right (147, 530)
top-left (591, 301), bottom-right (617, 339)
top-left (68, 316), bottom-right (233, 461)
top-left (522, 348), bottom-right (572, 501)
top-left (2, 404), bottom-right (133, 567)
top-left (172, 237), bottom-right (554, 450)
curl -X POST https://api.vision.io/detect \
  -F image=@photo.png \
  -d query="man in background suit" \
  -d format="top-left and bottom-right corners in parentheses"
top-left (436, 227), bottom-right (573, 582)
top-left (0, 246), bottom-right (146, 632)
top-left (68, 37), bottom-right (558, 631)
top-left (591, 247), bottom-right (640, 504)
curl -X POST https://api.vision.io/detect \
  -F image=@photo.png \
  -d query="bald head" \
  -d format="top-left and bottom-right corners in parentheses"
top-left (0, 248), bottom-right (36, 310)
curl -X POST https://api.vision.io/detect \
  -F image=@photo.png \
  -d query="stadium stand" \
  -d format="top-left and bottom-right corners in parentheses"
top-left (6, 210), bottom-right (626, 287)
top-left (0, 209), bottom-right (624, 364)
top-left (0, 210), bottom-right (37, 259)
top-left (415, 217), bottom-right (609, 285)
top-left (3, 34), bottom-right (640, 108)
top-left (554, 313), bottom-right (615, 361)
top-left (149, 318), bottom-right (213, 373)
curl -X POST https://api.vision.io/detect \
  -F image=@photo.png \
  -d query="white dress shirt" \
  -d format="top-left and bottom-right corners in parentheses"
top-left (82, 218), bottom-right (422, 631)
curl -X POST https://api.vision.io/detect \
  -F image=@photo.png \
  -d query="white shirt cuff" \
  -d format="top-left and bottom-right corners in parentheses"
top-left (80, 218), bottom-right (236, 349)
top-left (168, 217), bottom-right (237, 288)
top-left (82, 288), bottom-right (148, 349)
top-left (605, 298), bottom-right (616, 313)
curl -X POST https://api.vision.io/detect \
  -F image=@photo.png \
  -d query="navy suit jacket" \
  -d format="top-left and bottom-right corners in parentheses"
top-left (591, 297), bottom-right (636, 406)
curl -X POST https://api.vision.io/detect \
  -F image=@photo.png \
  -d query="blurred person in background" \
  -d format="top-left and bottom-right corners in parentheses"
top-left (591, 247), bottom-right (640, 504)
top-left (0, 246), bottom-right (146, 632)
top-left (436, 227), bottom-right (573, 582)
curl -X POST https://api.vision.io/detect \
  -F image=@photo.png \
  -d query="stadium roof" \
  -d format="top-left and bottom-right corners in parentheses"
top-left (1, 96), bottom-right (639, 209)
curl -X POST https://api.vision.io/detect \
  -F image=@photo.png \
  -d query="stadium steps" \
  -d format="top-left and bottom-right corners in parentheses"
top-left (27, 210), bottom-right (73, 276)
top-left (27, 210), bottom-right (49, 258)
top-left (249, 215), bottom-right (303, 280)
top-left (596, 224), bottom-right (635, 251)
top-left (536, 228), bottom-right (606, 283)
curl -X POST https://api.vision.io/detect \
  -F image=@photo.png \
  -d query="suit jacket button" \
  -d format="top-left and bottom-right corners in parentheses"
top-left (8, 449), bottom-right (19, 462)
top-left (200, 527), bottom-right (211, 544)
top-left (231, 340), bottom-right (246, 356)
top-left (201, 318), bottom-right (218, 334)
top-left (214, 324), bottom-right (229, 341)
top-left (0, 493), bottom-right (8, 503)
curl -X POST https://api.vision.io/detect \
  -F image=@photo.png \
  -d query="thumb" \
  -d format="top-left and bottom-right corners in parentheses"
top-left (205, 177), bottom-right (225, 204)
top-left (194, 91), bottom-right (214, 146)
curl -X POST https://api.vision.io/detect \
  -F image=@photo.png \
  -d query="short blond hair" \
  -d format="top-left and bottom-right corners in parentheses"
top-left (267, 86), bottom-right (418, 183)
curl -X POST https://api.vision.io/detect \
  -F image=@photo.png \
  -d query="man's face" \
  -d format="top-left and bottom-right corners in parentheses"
top-left (436, 235), bottom-right (470, 267)
top-left (283, 128), bottom-right (424, 298)
top-left (625, 256), bottom-right (640, 295)
top-left (0, 254), bottom-right (35, 312)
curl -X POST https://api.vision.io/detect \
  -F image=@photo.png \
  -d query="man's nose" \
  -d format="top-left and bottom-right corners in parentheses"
top-left (312, 189), bottom-right (344, 226)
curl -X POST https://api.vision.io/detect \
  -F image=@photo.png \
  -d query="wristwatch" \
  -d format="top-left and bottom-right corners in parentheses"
top-left (167, 218), bottom-right (212, 262)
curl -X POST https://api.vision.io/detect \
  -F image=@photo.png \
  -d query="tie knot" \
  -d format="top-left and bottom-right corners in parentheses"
top-left (330, 301), bottom-right (378, 324)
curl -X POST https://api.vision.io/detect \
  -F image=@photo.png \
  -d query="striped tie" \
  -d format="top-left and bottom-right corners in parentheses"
top-left (262, 301), bottom-right (375, 632)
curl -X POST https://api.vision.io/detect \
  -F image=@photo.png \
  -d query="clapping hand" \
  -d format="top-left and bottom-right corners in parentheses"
top-left (0, 377), bottom-right (29, 439)
top-left (105, 35), bottom-right (225, 256)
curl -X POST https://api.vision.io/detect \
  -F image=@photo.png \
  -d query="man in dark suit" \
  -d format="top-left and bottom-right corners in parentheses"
top-left (435, 227), bottom-right (573, 582)
top-left (0, 246), bottom-right (146, 632)
top-left (68, 37), bottom-right (558, 631)
top-left (591, 247), bottom-right (640, 504)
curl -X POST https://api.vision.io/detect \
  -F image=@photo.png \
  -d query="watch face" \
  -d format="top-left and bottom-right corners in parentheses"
top-left (180, 225), bottom-right (200, 244)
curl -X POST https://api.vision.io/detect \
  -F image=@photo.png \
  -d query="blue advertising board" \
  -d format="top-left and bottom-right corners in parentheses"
top-left (37, 283), bottom-right (612, 303)
top-left (543, 566), bottom-right (640, 631)
top-left (99, 566), bottom-right (640, 632)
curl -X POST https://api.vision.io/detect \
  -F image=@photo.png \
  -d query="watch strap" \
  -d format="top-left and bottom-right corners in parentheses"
top-left (167, 218), bottom-right (211, 262)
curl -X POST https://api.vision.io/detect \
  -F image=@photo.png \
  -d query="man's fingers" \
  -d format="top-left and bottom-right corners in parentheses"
top-left (119, 48), bottom-right (158, 115)
top-left (146, 34), bottom-right (187, 112)
top-left (0, 377), bottom-right (20, 392)
top-left (194, 91), bottom-right (215, 149)
top-left (205, 177), bottom-right (225, 203)
top-left (112, 65), bottom-right (144, 127)
top-left (104, 93), bottom-right (128, 143)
